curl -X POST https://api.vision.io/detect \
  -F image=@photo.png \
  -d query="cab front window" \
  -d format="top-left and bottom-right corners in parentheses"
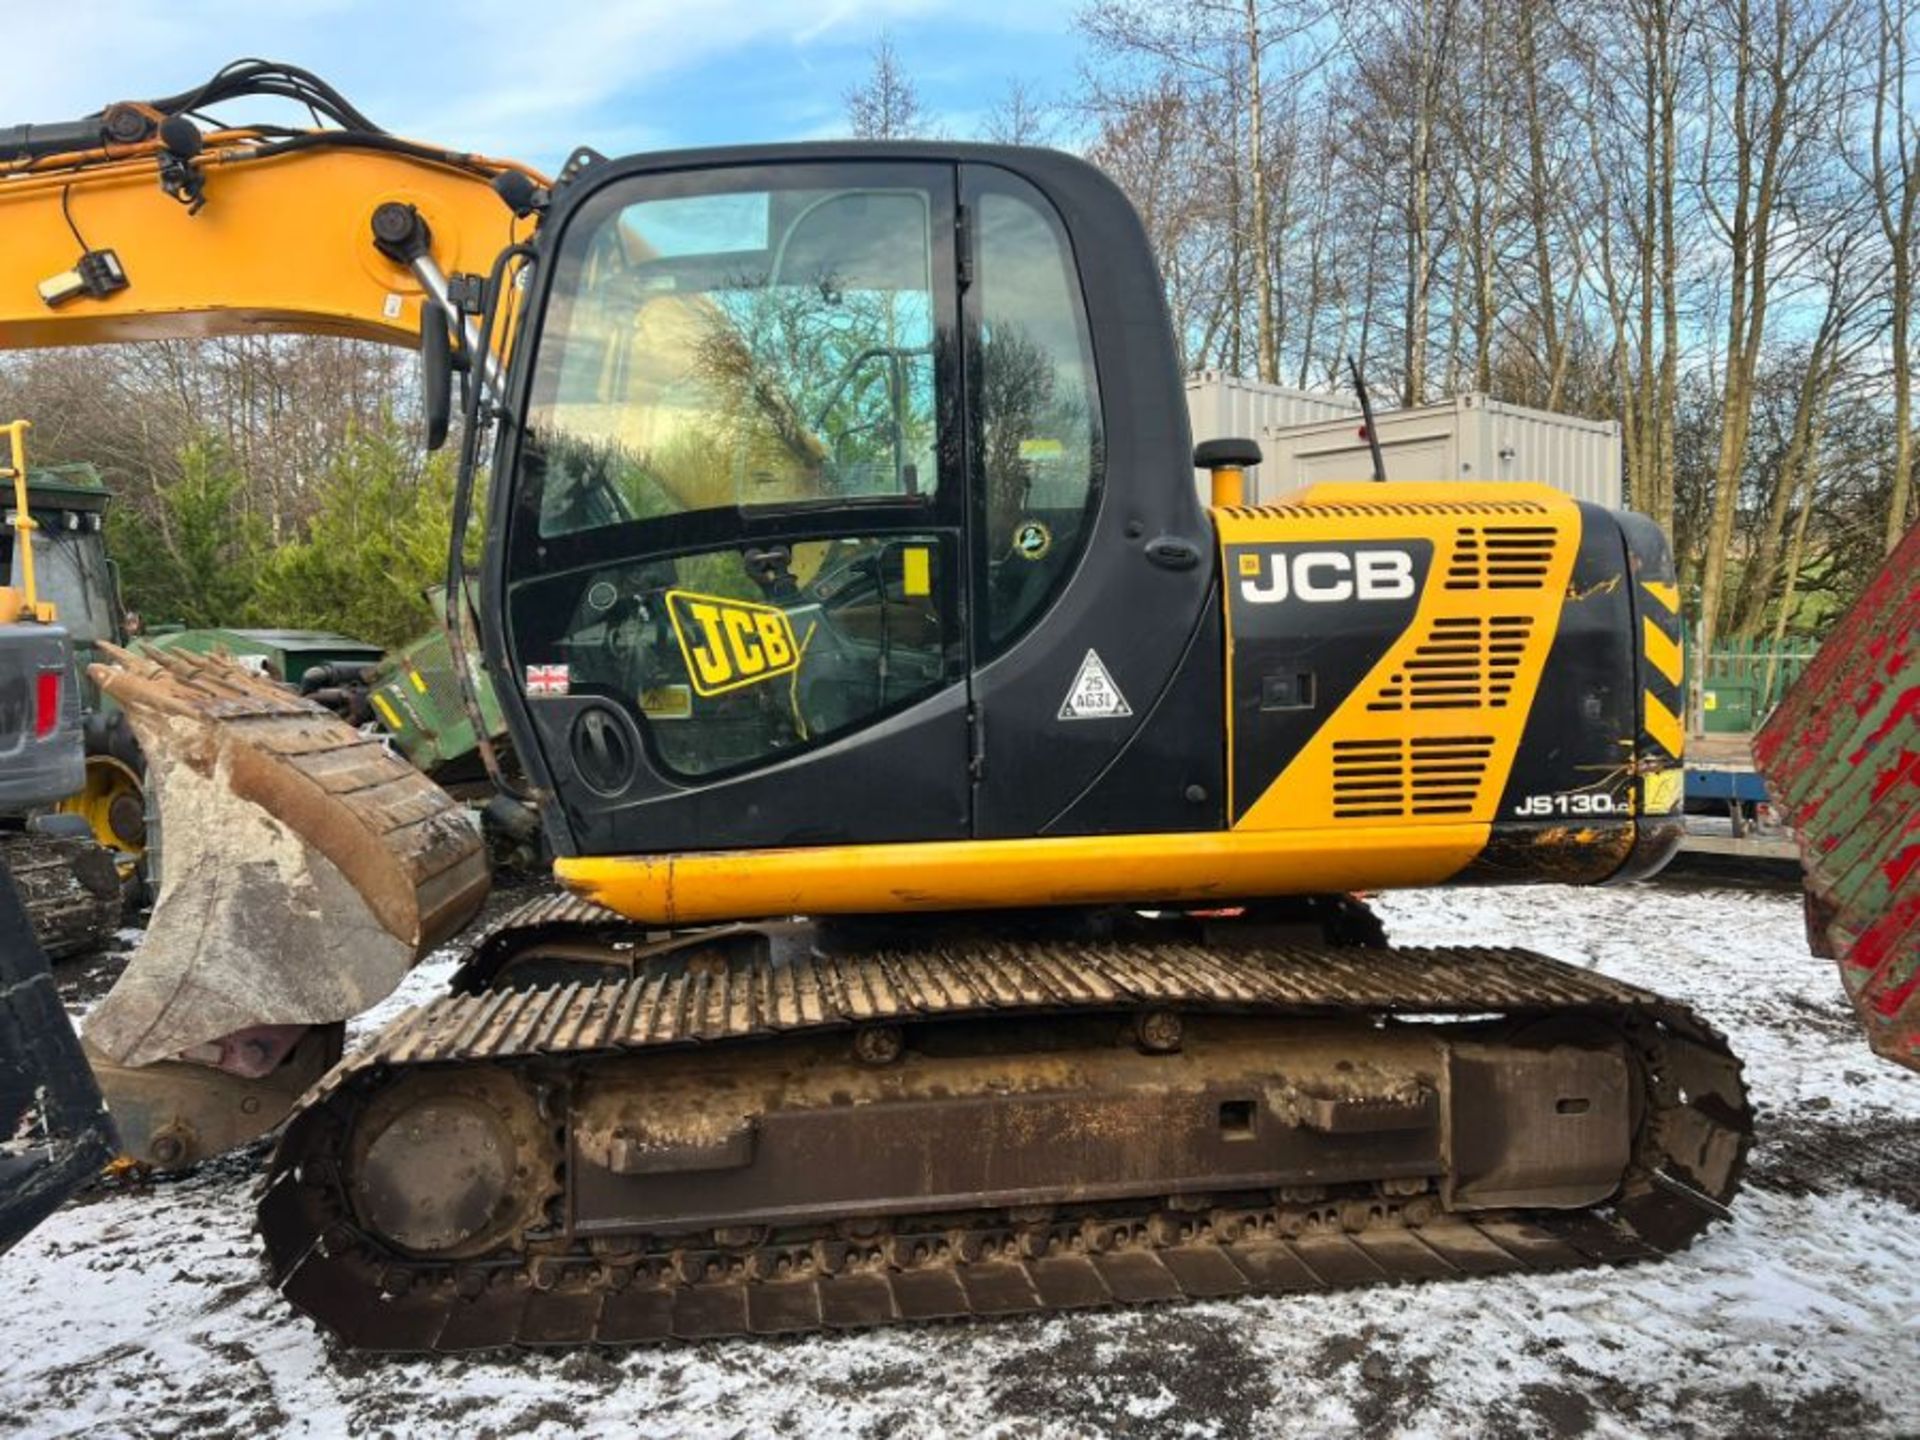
top-left (521, 176), bottom-right (943, 543)
top-left (505, 165), bottom-right (960, 781)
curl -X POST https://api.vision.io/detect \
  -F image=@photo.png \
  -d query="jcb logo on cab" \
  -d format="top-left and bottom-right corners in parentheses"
top-left (1237, 547), bottom-right (1417, 605)
top-left (666, 590), bottom-right (801, 696)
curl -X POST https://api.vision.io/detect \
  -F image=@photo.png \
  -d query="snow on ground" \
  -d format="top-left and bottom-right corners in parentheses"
top-left (4, 872), bottom-right (1917, 1440)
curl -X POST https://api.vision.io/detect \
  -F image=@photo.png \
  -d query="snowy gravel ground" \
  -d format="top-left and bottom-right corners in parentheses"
top-left (4, 873), bottom-right (1916, 1440)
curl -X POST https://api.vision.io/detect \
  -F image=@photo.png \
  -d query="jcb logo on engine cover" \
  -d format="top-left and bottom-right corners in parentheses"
top-left (666, 590), bottom-right (801, 696)
top-left (1236, 547), bottom-right (1419, 605)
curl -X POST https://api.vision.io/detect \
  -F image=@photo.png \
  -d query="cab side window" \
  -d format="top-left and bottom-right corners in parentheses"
top-left (973, 179), bottom-right (1102, 652)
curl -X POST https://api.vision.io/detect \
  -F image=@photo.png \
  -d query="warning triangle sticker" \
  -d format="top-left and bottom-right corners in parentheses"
top-left (1058, 649), bottom-right (1132, 720)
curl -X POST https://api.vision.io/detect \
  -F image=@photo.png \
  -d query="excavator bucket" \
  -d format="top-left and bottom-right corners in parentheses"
top-left (80, 644), bottom-right (490, 1164)
top-left (1754, 522), bottom-right (1920, 1072)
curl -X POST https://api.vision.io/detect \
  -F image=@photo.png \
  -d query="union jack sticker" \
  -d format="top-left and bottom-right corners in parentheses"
top-left (526, 663), bottom-right (570, 697)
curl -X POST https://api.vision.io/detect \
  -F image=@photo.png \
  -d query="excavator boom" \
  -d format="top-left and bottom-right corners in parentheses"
top-left (0, 65), bottom-right (523, 1168)
top-left (2, 76), bottom-right (541, 347)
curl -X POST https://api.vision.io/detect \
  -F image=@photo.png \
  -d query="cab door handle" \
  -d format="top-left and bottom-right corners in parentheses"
top-left (1144, 537), bottom-right (1200, 571)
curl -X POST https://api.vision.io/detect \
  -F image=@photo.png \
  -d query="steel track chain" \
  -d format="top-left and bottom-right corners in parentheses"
top-left (259, 934), bottom-right (1751, 1350)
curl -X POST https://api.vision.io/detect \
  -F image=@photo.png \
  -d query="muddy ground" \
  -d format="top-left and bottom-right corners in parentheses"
top-left (5, 877), bottom-right (1916, 1439)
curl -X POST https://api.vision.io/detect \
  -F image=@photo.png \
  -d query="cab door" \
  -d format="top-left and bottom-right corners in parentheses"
top-left (491, 161), bottom-right (974, 857)
top-left (959, 164), bottom-right (1220, 839)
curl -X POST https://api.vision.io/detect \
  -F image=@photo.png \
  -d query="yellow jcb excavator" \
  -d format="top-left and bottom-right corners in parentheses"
top-left (0, 61), bottom-right (1750, 1348)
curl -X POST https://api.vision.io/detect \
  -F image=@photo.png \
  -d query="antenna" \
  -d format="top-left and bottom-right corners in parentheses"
top-left (1346, 356), bottom-right (1388, 483)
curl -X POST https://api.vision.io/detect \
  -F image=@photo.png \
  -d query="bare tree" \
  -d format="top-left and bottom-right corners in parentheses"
top-left (984, 78), bottom-right (1056, 146)
top-left (1438, 0), bottom-right (1515, 396)
top-left (1863, 0), bottom-right (1920, 550)
top-left (1337, 0), bottom-right (1463, 404)
top-left (1515, 0), bottom-right (1582, 408)
top-left (845, 32), bottom-right (924, 140)
top-left (1729, 223), bottom-right (1880, 634)
top-left (1081, 0), bottom-right (1329, 383)
top-left (1576, 0), bottom-right (1692, 543)
top-left (1085, 78), bottom-right (1223, 371)
top-left (1692, 0), bottom-right (1853, 682)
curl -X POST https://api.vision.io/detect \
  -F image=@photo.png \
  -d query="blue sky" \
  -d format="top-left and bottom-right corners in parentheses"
top-left (12, 0), bottom-right (1088, 172)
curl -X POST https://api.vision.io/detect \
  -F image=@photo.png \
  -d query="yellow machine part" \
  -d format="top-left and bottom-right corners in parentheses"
top-left (556, 823), bottom-right (1492, 927)
top-left (54, 753), bottom-right (146, 864)
top-left (0, 419), bottom-right (56, 624)
top-left (1217, 484), bottom-right (1580, 829)
top-left (1, 134), bottom-right (540, 348)
top-left (0, 112), bottom-right (539, 1170)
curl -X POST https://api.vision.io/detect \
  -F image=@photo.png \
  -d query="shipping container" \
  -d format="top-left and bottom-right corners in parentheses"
top-left (1183, 373), bottom-right (1359, 499)
top-left (1197, 390), bottom-right (1624, 510)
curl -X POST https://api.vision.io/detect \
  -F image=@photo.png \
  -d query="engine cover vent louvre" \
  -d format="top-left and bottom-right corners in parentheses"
top-left (1408, 735), bottom-right (1496, 816)
top-left (1332, 736), bottom-right (1495, 819)
top-left (1368, 615), bottom-right (1535, 713)
top-left (1445, 524), bottom-right (1557, 591)
top-left (1230, 498), bottom-right (1553, 521)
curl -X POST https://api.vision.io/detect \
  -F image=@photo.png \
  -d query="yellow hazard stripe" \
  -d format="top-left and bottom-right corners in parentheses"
top-left (371, 693), bottom-right (405, 731)
top-left (1642, 580), bottom-right (1679, 613)
top-left (1644, 692), bottom-right (1684, 757)
top-left (1643, 616), bottom-right (1683, 686)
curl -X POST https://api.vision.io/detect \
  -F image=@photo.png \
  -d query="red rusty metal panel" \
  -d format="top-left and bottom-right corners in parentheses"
top-left (1755, 521), bottom-right (1920, 1072)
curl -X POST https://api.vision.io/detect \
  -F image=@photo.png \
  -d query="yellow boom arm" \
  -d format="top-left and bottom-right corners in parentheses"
top-left (0, 127), bottom-right (544, 350)
top-left (0, 71), bottom-right (539, 1167)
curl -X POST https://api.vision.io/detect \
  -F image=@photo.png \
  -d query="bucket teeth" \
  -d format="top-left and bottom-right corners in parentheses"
top-left (82, 645), bottom-right (489, 1068)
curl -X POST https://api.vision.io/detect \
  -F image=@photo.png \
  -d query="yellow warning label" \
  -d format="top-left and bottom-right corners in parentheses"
top-left (666, 590), bottom-right (801, 697)
top-left (1238, 553), bottom-right (1262, 576)
top-left (1643, 767), bottom-right (1684, 816)
top-left (640, 684), bottom-right (693, 720)
top-left (902, 546), bottom-right (931, 597)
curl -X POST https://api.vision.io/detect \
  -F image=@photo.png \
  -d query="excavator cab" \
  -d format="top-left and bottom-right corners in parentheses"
top-left (480, 147), bottom-right (1685, 925)
top-left (483, 149), bottom-right (1221, 860)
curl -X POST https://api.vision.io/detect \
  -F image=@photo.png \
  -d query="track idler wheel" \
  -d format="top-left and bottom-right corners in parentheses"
top-left (346, 1067), bottom-right (555, 1260)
